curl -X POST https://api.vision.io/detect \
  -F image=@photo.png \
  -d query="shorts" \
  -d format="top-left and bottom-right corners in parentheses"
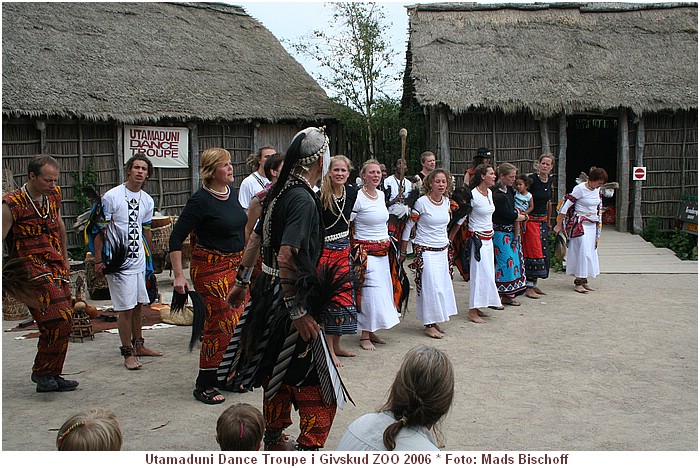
top-left (106, 271), bottom-right (149, 311)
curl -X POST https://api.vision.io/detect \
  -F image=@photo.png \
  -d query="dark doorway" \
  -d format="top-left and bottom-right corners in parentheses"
top-left (566, 116), bottom-right (618, 192)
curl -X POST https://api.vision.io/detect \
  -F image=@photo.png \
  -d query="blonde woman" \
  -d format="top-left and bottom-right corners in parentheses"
top-left (169, 148), bottom-right (247, 404)
top-left (318, 155), bottom-right (358, 366)
top-left (351, 159), bottom-right (400, 351)
top-left (400, 169), bottom-right (457, 338)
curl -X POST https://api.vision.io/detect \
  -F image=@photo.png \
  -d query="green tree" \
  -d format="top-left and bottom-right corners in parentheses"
top-left (292, 2), bottom-right (397, 157)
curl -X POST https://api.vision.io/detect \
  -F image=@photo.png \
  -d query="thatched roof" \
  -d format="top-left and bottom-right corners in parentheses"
top-left (406, 2), bottom-right (698, 116)
top-left (2, 2), bottom-right (336, 123)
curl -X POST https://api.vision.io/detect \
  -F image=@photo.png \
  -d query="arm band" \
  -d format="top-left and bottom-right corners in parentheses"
top-left (236, 266), bottom-right (254, 284)
top-left (288, 306), bottom-right (308, 321)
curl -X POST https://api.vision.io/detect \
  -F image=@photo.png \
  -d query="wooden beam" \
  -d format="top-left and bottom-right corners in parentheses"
top-left (437, 107), bottom-right (451, 173)
top-left (617, 110), bottom-right (630, 232)
top-left (557, 114), bottom-right (567, 203)
top-left (35, 119), bottom-right (47, 154)
top-left (188, 123), bottom-right (200, 194)
top-left (632, 115), bottom-right (645, 234)
top-left (539, 118), bottom-right (551, 155)
top-left (115, 125), bottom-right (124, 182)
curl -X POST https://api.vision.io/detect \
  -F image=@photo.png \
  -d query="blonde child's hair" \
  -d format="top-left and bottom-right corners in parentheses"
top-left (56, 408), bottom-right (123, 451)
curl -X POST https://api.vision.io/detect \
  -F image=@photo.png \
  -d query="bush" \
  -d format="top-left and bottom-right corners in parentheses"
top-left (548, 232), bottom-right (565, 272)
top-left (641, 216), bottom-right (698, 261)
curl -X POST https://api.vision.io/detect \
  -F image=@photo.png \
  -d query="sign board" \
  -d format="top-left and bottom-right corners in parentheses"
top-left (676, 196), bottom-right (698, 235)
top-left (632, 166), bottom-right (647, 181)
top-left (124, 126), bottom-right (189, 168)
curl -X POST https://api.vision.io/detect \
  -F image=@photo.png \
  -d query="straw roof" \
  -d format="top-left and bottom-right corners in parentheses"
top-left (406, 2), bottom-right (698, 116)
top-left (2, 2), bottom-right (336, 123)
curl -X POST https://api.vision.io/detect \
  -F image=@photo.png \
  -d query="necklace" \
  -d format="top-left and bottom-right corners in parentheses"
top-left (22, 184), bottom-right (48, 219)
top-left (476, 186), bottom-right (492, 205)
top-left (362, 186), bottom-right (378, 200)
top-left (428, 194), bottom-right (443, 206)
top-left (203, 184), bottom-right (230, 200)
top-left (326, 186), bottom-right (348, 231)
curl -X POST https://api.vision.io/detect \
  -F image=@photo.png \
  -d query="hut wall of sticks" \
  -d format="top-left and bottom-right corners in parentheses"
top-left (403, 2), bottom-right (698, 233)
top-left (2, 2), bottom-right (342, 250)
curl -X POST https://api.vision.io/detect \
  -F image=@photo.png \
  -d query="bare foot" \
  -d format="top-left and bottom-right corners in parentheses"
top-left (574, 285), bottom-right (588, 294)
top-left (433, 323), bottom-right (446, 334)
top-left (359, 338), bottom-right (376, 351)
top-left (477, 310), bottom-right (491, 317)
top-left (335, 348), bottom-right (356, 358)
top-left (369, 332), bottom-right (386, 344)
top-left (134, 344), bottom-right (163, 357)
top-left (124, 356), bottom-right (141, 370)
top-left (468, 310), bottom-right (486, 323)
top-left (582, 284), bottom-right (595, 291)
top-left (424, 327), bottom-right (444, 339)
top-left (331, 354), bottom-right (344, 367)
top-left (525, 289), bottom-right (540, 299)
top-left (533, 287), bottom-right (547, 295)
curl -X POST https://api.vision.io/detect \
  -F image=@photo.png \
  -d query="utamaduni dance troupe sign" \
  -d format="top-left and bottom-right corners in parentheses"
top-left (124, 126), bottom-right (189, 168)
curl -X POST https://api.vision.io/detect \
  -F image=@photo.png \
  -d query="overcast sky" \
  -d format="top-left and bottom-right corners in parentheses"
top-left (236, 1), bottom-right (416, 98)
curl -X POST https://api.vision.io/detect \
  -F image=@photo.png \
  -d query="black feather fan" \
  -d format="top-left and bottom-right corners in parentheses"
top-left (171, 288), bottom-right (206, 351)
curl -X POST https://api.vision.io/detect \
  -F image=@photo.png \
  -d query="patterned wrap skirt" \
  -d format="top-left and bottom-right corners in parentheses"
top-left (189, 245), bottom-right (245, 372)
top-left (522, 214), bottom-right (550, 280)
top-left (493, 224), bottom-right (527, 296)
top-left (318, 237), bottom-right (357, 336)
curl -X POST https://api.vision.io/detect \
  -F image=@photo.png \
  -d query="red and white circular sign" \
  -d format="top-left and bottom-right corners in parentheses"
top-left (632, 167), bottom-right (647, 181)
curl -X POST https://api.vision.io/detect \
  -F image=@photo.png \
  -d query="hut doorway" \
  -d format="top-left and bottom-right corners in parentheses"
top-left (566, 115), bottom-right (619, 225)
top-left (565, 116), bottom-right (618, 191)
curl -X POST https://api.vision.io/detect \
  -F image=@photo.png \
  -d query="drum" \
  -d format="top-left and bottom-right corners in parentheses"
top-left (85, 252), bottom-right (110, 300)
top-left (2, 293), bottom-right (30, 321)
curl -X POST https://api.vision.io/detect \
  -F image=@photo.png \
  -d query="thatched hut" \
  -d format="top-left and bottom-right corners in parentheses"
top-left (2, 2), bottom-right (339, 247)
top-left (402, 2), bottom-right (698, 232)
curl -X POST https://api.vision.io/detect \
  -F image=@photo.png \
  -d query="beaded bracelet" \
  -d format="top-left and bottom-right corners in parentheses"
top-left (234, 278), bottom-right (249, 288)
top-left (283, 295), bottom-right (297, 309)
top-left (288, 306), bottom-right (308, 320)
top-left (237, 266), bottom-right (254, 284)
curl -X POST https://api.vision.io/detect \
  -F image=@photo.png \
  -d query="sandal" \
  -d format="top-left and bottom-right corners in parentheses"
top-left (193, 387), bottom-right (225, 405)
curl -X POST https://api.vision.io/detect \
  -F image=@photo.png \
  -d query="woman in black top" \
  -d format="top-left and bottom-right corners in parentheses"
top-left (169, 148), bottom-right (247, 405)
top-left (522, 154), bottom-right (555, 299)
top-left (491, 163), bottom-right (528, 306)
top-left (318, 155), bottom-right (358, 367)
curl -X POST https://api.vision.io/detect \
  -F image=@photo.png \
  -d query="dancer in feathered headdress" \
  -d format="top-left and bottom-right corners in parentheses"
top-left (218, 126), bottom-right (353, 451)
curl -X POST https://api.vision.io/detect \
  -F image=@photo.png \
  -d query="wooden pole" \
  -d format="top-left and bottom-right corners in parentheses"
top-left (539, 117), bottom-right (551, 156)
top-left (618, 110), bottom-right (630, 233)
top-left (438, 108), bottom-right (451, 173)
top-left (633, 115), bottom-right (645, 234)
top-left (188, 123), bottom-right (200, 194)
top-left (557, 113), bottom-right (567, 203)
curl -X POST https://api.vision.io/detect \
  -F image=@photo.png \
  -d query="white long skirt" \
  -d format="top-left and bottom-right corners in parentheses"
top-left (566, 222), bottom-right (600, 278)
top-left (468, 238), bottom-right (502, 309)
top-left (358, 254), bottom-right (400, 332)
top-left (415, 249), bottom-right (458, 325)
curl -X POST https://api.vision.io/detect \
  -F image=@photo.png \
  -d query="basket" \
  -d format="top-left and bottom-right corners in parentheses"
top-left (164, 216), bottom-right (192, 270)
top-left (85, 254), bottom-right (110, 300)
top-left (3, 293), bottom-right (30, 321)
top-left (151, 222), bottom-right (173, 274)
top-left (160, 305), bottom-right (193, 326)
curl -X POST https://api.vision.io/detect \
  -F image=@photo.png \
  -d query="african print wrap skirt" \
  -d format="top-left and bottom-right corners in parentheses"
top-left (522, 214), bottom-right (550, 280)
top-left (493, 224), bottom-right (527, 296)
top-left (318, 237), bottom-right (357, 336)
top-left (189, 245), bottom-right (245, 372)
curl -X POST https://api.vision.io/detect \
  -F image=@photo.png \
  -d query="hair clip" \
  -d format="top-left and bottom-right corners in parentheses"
top-left (57, 421), bottom-right (85, 449)
top-left (239, 422), bottom-right (245, 440)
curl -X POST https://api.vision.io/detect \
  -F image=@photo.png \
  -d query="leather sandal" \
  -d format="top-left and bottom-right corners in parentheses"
top-left (193, 386), bottom-right (225, 405)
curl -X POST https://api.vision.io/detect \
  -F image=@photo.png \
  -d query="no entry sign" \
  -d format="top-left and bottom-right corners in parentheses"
top-left (632, 166), bottom-right (647, 181)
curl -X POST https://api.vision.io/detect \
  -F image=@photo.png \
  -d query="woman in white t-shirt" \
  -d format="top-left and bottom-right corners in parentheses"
top-left (554, 167), bottom-right (608, 293)
top-left (237, 146), bottom-right (275, 210)
top-left (351, 159), bottom-right (400, 351)
top-left (400, 169), bottom-right (457, 339)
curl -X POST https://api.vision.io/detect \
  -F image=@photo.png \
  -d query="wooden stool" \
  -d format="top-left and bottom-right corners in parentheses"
top-left (70, 310), bottom-right (94, 342)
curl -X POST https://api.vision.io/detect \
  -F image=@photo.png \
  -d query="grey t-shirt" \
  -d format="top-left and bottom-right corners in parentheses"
top-left (337, 412), bottom-right (439, 451)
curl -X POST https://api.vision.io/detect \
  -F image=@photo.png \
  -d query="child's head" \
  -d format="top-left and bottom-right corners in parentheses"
top-left (217, 403), bottom-right (265, 451)
top-left (515, 175), bottom-right (530, 194)
top-left (56, 408), bottom-right (123, 451)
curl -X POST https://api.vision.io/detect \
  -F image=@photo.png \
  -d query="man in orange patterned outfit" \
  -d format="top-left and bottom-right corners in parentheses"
top-left (2, 154), bottom-right (78, 392)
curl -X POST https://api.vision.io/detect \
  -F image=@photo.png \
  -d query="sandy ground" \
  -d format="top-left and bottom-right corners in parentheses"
top-left (1, 270), bottom-right (697, 452)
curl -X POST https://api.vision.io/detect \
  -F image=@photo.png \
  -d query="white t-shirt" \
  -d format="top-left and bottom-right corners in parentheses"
top-left (468, 187), bottom-right (495, 232)
top-left (402, 195), bottom-right (450, 247)
top-left (337, 412), bottom-right (439, 451)
top-left (384, 175), bottom-right (412, 203)
top-left (238, 172), bottom-right (270, 209)
top-left (101, 184), bottom-right (154, 274)
top-left (351, 189), bottom-right (389, 241)
top-left (559, 182), bottom-right (601, 221)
